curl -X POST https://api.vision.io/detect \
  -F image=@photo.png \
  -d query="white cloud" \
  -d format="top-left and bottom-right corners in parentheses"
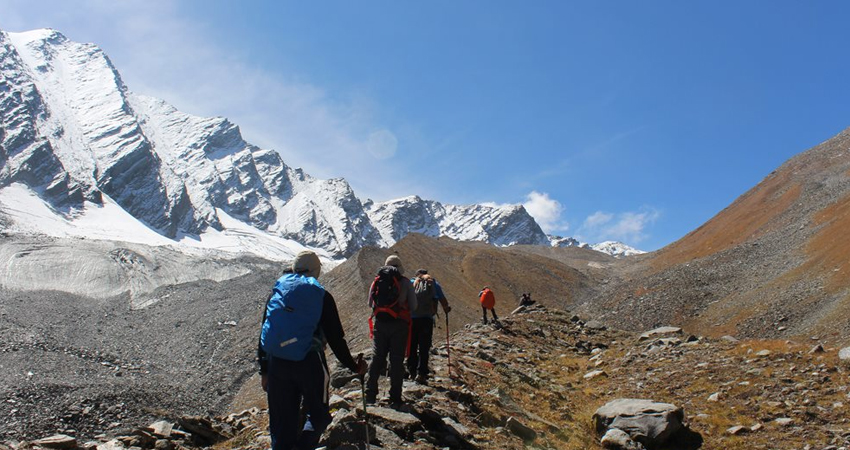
top-left (480, 201), bottom-right (513, 209)
top-left (583, 211), bottom-right (613, 229)
top-left (522, 191), bottom-right (569, 234)
top-left (580, 208), bottom-right (659, 244)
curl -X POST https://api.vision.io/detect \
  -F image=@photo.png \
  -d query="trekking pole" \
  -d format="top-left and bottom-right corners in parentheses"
top-left (445, 312), bottom-right (452, 379)
top-left (357, 354), bottom-right (370, 450)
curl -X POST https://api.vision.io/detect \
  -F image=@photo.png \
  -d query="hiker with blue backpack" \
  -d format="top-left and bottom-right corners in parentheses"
top-left (406, 269), bottom-right (451, 385)
top-left (258, 251), bottom-right (367, 450)
top-left (365, 254), bottom-right (417, 407)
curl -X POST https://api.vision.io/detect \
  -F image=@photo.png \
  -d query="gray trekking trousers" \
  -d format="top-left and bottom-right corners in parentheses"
top-left (365, 317), bottom-right (409, 403)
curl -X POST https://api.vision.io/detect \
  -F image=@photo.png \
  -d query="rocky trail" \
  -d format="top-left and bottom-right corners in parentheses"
top-left (5, 305), bottom-right (850, 450)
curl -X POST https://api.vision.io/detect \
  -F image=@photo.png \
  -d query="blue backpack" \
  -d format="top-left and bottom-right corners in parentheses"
top-left (260, 273), bottom-right (325, 361)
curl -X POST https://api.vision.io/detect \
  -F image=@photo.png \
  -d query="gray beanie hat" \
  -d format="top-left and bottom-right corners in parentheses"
top-left (292, 251), bottom-right (321, 279)
top-left (385, 255), bottom-right (404, 275)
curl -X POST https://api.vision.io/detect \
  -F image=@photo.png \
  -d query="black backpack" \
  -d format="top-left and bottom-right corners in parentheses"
top-left (369, 266), bottom-right (403, 320)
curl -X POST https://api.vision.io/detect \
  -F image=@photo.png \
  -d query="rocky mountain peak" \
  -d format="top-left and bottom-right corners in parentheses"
top-left (0, 26), bottom-right (635, 261)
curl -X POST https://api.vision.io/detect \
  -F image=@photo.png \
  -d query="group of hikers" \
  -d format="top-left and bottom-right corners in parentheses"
top-left (257, 250), bottom-right (534, 450)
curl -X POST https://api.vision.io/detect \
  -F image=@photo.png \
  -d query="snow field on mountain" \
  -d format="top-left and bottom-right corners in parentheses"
top-left (0, 183), bottom-right (327, 264)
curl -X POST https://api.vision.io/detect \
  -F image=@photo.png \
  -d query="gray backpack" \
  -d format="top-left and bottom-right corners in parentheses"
top-left (412, 275), bottom-right (437, 317)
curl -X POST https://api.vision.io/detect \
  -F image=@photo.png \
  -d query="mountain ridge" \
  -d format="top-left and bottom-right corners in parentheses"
top-left (576, 126), bottom-right (850, 341)
top-left (0, 27), bottom-right (638, 264)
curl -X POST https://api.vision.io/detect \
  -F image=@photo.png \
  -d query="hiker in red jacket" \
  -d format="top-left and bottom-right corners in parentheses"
top-left (479, 286), bottom-right (499, 325)
top-left (365, 254), bottom-right (417, 407)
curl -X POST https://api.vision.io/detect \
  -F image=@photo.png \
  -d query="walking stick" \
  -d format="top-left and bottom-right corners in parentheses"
top-left (445, 312), bottom-right (452, 378)
top-left (357, 354), bottom-right (370, 450)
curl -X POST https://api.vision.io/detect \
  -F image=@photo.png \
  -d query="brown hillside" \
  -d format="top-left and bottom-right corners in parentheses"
top-left (579, 127), bottom-right (850, 344)
top-left (222, 306), bottom-right (850, 450)
top-left (232, 235), bottom-right (604, 428)
top-left (321, 233), bottom-right (594, 352)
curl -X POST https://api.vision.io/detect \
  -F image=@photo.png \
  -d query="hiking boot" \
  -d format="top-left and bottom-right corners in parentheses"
top-left (415, 374), bottom-right (428, 385)
top-left (364, 395), bottom-right (376, 405)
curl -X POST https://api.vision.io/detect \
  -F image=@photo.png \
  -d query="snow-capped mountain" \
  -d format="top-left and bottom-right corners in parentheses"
top-left (549, 235), bottom-right (645, 258)
top-left (366, 196), bottom-right (550, 247)
top-left (0, 28), bottom-right (381, 259)
top-left (549, 235), bottom-right (582, 248)
top-left (587, 241), bottom-right (645, 258)
top-left (0, 28), bottom-right (638, 261)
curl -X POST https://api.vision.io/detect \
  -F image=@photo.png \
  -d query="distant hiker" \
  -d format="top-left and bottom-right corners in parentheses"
top-left (365, 254), bottom-right (417, 407)
top-left (257, 251), bottom-right (367, 450)
top-left (519, 292), bottom-right (536, 307)
top-left (406, 268), bottom-right (451, 384)
top-left (479, 286), bottom-right (499, 325)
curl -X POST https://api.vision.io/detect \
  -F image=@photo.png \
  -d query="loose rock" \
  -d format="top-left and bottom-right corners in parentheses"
top-left (33, 435), bottom-right (78, 449)
top-left (506, 417), bottom-right (536, 441)
top-left (726, 425), bottom-right (748, 435)
top-left (638, 327), bottom-right (682, 342)
top-left (584, 370), bottom-right (608, 380)
top-left (601, 428), bottom-right (644, 450)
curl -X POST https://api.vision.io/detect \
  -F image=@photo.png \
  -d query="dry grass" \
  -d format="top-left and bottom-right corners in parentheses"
top-left (530, 335), bottom-right (848, 449)
top-left (809, 193), bottom-right (850, 292)
top-left (228, 373), bottom-right (267, 413)
top-left (322, 233), bottom-right (592, 352)
top-left (218, 306), bottom-right (850, 450)
top-left (652, 176), bottom-right (801, 270)
top-left (213, 414), bottom-right (268, 450)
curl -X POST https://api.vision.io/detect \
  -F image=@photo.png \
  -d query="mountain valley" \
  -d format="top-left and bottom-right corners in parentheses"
top-left (1, 25), bottom-right (850, 450)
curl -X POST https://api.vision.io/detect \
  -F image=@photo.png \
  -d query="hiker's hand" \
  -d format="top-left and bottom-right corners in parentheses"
top-left (355, 354), bottom-right (368, 376)
top-left (261, 374), bottom-right (268, 392)
top-left (444, 305), bottom-right (452, 314)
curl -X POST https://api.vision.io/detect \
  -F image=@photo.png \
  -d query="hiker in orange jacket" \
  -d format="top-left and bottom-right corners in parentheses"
top-left (478, 286), bottom-right (499, 325)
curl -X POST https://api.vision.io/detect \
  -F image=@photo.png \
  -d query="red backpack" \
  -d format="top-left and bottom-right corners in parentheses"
top-left (368, 266), bottom-right (412, 353)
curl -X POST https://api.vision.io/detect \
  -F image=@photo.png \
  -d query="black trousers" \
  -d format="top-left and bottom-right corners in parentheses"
top-left (366, 317), bottom-right (409, 403)
top-left (407, 317), bottom-right (434, 377)
top-left (267, 351), bottom-right (331, 450)
top-left (482, 306), bottom-right (499, 323)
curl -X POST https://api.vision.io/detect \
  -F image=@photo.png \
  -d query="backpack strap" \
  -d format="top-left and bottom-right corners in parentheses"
top-left (370, 274), bottom-right (401, 317)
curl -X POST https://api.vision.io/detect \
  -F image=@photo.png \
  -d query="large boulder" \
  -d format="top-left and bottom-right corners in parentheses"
top-left (638, 327), bottom-right (682, 342)
top-left (321, 408), bottom-right (370, 448)
top-left (366, 406), bottom-right (422, 440)
top-left (33, 435), bottom-right (77, 449)
top-left (593, 399), bottom-right (684, 447)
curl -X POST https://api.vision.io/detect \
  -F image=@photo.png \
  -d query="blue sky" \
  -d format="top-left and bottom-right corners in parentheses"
top-left (4, 1), bottom-right (850, 250)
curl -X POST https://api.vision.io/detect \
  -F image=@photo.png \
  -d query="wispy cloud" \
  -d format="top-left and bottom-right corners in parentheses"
top-left (522, 191), bottom-right (569, 234)
top-left (2, 0), bottom-right (420, 201)
top-left (583, 211), bottom-right (614, 229)
top-left (534, 126), bottom-right (647, 180)
top-left (578, 207), bottom-right (660, 244)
